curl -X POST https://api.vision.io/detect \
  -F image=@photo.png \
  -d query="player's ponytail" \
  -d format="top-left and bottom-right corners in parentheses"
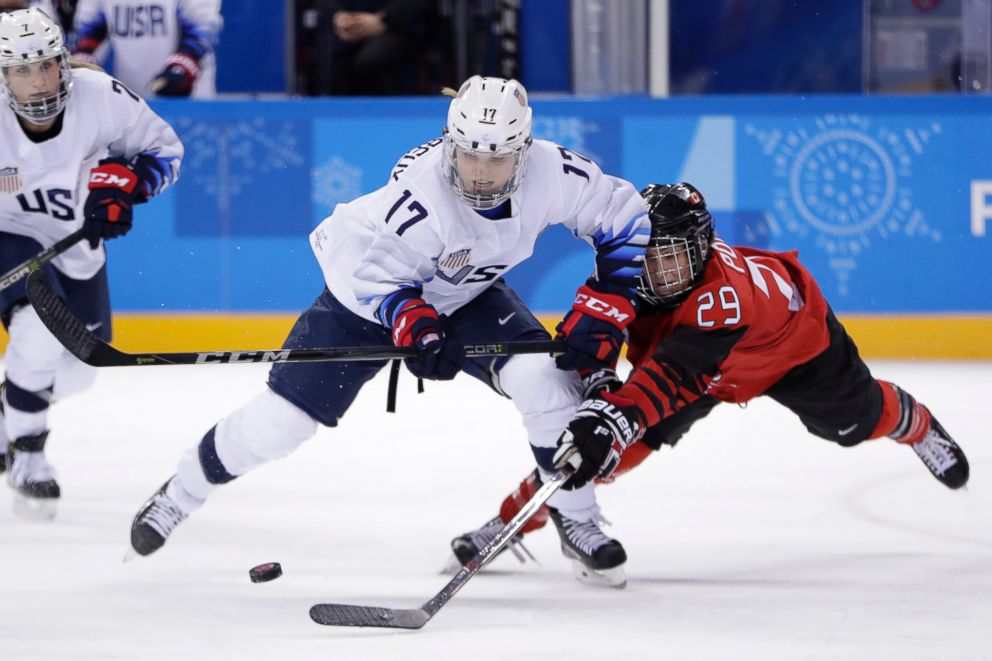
top-left (69, 58), bottom-right (105, 73)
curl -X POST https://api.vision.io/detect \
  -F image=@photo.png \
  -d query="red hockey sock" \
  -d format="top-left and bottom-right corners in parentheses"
top-left (499, 443), bottom-right (657, 533)
top-left (499, 470), bottom-right (549, 534)
top-left (870, 380), bottom-right (930, 444)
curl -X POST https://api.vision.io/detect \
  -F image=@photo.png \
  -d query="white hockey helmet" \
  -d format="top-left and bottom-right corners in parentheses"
top-left (0, 8), bottom-right (72, 124)
top-left (442, 75), bottom-right (533, 209)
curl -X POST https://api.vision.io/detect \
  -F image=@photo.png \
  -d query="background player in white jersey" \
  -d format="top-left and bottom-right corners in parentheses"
top-left (129, 75), bottom-right (650, 587)
top-left (72, 0), bottom-right (221, 98)
top-left (0, 8), bottom-right (182, 518)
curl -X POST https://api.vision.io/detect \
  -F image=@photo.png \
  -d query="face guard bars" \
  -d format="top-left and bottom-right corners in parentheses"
top-left (637, 233), bottom-right (710, 308)
top-left (441, 133), bottom-right (531, 210)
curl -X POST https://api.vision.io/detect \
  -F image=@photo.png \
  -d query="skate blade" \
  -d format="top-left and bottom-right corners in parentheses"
top-left (569, 559), bottom-right (627, 589)
top-left (12, 494), bottom-right (58, 521)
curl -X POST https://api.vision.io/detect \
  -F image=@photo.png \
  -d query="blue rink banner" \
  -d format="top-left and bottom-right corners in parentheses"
top-left (110, 95), bottom-right (992, 315)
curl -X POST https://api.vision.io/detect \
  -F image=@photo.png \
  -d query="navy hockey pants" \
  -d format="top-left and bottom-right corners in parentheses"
top-left (267, 280), bottom-right (551, 427)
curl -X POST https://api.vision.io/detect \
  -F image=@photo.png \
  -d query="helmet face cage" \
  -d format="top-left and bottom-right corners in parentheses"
top-left (0, 8), bottom-right (73, 124)
top-left (442, 75), bottom-right (532, 210)
top-left (638, 232), bottom-right (711, 307)
top-left (442, 134), bottom-right (530, 209)
top-left (636, 182), bottom-right (715, 308)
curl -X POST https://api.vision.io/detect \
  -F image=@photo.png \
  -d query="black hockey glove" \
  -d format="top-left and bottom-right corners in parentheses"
top-left (151, 53), bottom-right (199, 97)
top-left (553, 393), bottom-right (644, 490)
top-left (580, 368), bottom-right (623, 400)
top-left (83, 159), bottom-right (139, 249)
top-left (555, 281), bottom-right (636, 371)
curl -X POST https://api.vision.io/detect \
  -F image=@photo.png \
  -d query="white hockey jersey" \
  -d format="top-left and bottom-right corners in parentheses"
top-left (73, 0), bottom-right (222, 98)
top-left (0, 67), bottom-right (183, 279)
top-left (310, 138), bottom-right (650, 324)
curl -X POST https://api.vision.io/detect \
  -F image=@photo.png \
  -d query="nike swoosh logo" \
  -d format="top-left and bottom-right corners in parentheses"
top-left (85, 322), bottom-right (102, 331)
top-left (498, 312), bottom-right (516, 325)
top-left (838, 423), bottom-right (858, 436)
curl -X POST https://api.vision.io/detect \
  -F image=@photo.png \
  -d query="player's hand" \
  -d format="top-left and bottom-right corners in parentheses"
top-left (580, 368), bottom-right (623, 400)
top-left (83, 159), bottom-right (139, 249)
top-left (553, 393), bottom-right (644, 490)
top-left (391, 298), bottom-right (461, 381)
top-left (554, 283), bottom-right (636, 371)
top-left (349, 12), bottom-right (386, 39)
top-left (151, 53), bottom-right (199, 97)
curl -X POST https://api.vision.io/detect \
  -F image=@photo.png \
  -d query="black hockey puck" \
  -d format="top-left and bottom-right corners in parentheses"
top-left (249, 562), bottom-right (283, 583)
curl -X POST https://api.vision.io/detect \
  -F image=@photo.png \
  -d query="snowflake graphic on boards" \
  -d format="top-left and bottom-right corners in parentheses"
top-left (746, 114), bottom-right (942, 295)
top-left (311, 156), bottom-right (362, 214)
top-left (175, 117), bottom-right (307, 202)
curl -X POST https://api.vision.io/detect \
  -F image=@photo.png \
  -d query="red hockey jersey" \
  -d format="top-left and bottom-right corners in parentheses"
top-left (618, 238), bottom-right (831, 427)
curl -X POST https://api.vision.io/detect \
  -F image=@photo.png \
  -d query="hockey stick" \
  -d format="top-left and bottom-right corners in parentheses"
top-left (309, 466), bottom-right (573, 629)
top-left (25, 269), bottom-right (562, 367)
top-left (0, 229), bottom-right (86, 293)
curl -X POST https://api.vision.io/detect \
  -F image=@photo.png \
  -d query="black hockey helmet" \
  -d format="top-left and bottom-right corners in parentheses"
top-left (636, 182), bottom-right (715, 308)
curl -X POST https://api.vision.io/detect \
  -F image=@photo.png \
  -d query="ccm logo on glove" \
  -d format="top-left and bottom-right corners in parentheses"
top-left (89, 168), bottom-right (135, 190)
top-left (573, 292), bottom-right (633, 324)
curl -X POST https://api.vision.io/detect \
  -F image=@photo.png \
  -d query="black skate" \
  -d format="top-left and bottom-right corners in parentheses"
top-left (446, 515), bottom-right (533, 572)
top-left (910, 413), bottom-right (969, 489)
top-left (129, 477), bottom-right (189, 558)
top-left (7, 432), bottom-right (60, 521)
top-left (549, 508), bottom-right (627, 589)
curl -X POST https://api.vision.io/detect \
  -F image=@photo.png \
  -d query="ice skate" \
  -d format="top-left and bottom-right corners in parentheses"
top-left (444, 515), bottom-right (535, 573)
top-left (549, 507), bottom-right (627, 589)
top-left (6, 432), bottom-right (60, 521)
top-left (908, 413), bottom-right (969, 489)
top-left (129, 476), bottom-right (192, 558)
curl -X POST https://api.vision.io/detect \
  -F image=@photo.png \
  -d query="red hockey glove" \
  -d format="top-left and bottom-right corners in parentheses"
top-left (151, 53), bottom-right (200, 97)
top-left (553, 392), bottom-right (645, 490)
top-left (554, 283), bottom-right (636, 371)
top-left (83, 159), bottom-right (139, 249)
top-left (391, 298), bottom-right (461, 381)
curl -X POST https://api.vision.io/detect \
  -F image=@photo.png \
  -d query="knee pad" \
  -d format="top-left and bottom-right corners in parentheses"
top-left (4, 304), bottom-right (63, 393)
top-left (211, 388), bottom-right (319, 477)
top-left (499, 354), bottom-right (583, 450)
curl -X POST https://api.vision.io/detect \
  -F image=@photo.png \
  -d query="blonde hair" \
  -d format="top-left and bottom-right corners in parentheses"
top-left (441, 86), bottom-right (458, 98)
top-left (69, 57), bottom-right (105, 73)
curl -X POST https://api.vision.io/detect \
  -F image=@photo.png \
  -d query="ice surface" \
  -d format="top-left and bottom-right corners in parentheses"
top-left (2, 360), bottom-right (990, 660)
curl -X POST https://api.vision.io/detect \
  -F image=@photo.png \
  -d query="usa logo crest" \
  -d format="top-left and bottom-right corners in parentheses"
top-left (440, 249), bottom-right (471, 270)
top-left (0, 167), bottom-right (21, 194)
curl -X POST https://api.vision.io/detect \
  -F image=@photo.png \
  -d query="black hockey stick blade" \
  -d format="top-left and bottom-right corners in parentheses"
top-left (309, 467), bottom-right (572, 629)
top-left (26, 269), bottom-right (563, 367)
top-left (0, 229), bottom-right (85, 293)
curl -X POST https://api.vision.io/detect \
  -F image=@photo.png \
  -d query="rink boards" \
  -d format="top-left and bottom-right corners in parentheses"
top-left (3, 94), bottom-right (991, 358)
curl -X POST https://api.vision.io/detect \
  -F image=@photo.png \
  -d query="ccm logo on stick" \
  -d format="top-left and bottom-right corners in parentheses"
top-left (195, 351), bottom-right (291, 364)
